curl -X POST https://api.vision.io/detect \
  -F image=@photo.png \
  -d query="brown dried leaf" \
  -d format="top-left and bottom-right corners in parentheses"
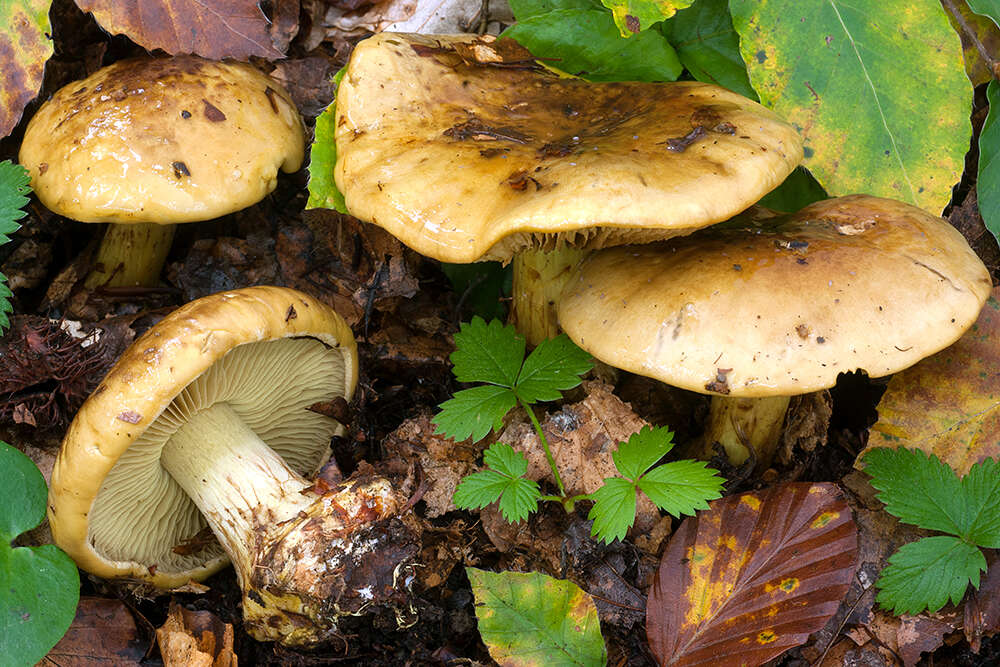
top-left (864, 287), bottom-right (1000, 474)
top-left (322, 0), bottom-right (417, 37)
top-left (647, 482), bottom-right (858, 667)
top-left (156, 602), bottom-right (237, 667)
top-left (74, 0), bottom-right (283, 60)
top-left (0, 0), bottom-right (52, 138)
top-left (40, 597), bottom-right (145, 666)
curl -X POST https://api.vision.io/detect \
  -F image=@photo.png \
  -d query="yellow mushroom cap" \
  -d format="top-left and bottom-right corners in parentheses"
top-left (19, 56), bottom-right (305, 224)
top-left (47, 286), bottom-right (358, 588)
top-left (558, 195), bottom-right (993, 397)
top-left (334, 33), bottom-right (805, 263)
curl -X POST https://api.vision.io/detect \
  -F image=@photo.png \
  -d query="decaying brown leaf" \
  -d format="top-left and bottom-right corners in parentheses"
top-left (40, 597), bottom-right (146, 665)
top-left (0, 0), bottom-right (53, 137)
top-left (647, 482), bottom-right (857, 667)
top-left (864, 287), bottom-right (1000, 474)
top-left (74, 0), bottom-right (283, 60)
top-left (156, 602), bottom-right (237, 667)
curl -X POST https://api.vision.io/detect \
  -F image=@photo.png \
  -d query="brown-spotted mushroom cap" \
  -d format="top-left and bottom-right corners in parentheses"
top-left (557, 195), bottom-right (993, 397)
top-left (19, 56), bottom-right (304, 223)
top-left (334, 32), bottom-right (804, 263)
top-left (48, 286), bottom-right (357, 589)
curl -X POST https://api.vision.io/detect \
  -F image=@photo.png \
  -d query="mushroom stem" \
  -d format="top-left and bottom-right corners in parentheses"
top-left (510, 246), bottom-right (587, 346)
top-left (160, 401), bottom-right (407, 645)
top-left (698, 395), bottom-right (791, 469)
top-left (84, 223), bottom-right (176, 288)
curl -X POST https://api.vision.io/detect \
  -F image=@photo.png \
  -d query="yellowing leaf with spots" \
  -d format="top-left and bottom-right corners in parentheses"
top-left (864, 287), bottom-right (1000, 475)
top-left (600, 0), bottom-right (694, 36)
top-left (0, 0), bottom-right (52, 138)
top-left (467, 568), bottom-right (606, 666)
top-left (646, 482), bottom-right (857, 666)
top-left (730, 0), bottom-right (971, 213)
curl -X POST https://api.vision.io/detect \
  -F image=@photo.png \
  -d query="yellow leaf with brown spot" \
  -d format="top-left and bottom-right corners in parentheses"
top-left (74, 0), bottom-right (283, 60)
top-left (0, 0), bottom-right (52, 138)
top-left (864, 288), bottom-right (1000, 475)
top-left (647, 482), bottom-right (857, 667)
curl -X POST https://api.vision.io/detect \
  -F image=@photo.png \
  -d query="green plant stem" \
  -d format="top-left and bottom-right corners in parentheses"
top-left (519, 398), bottom-right (566, 498)
top-left (540, 493), bottom-right (591, 513)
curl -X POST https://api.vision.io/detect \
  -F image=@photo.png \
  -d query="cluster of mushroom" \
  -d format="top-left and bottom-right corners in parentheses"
top-left (23, 56), bottom-right (417, 647)
top-left (332, 32), bottom-right (993, 469)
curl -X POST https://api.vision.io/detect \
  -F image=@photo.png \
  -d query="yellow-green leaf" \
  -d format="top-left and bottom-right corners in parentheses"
top-left (864, 287), bottom-right (1000, 475)
top-left (730, 0), bottom-right (971, 213)
top-left (600, 0), bottom-right (693, 36)
top-left (0, 0), bottom-right (52, 138)
top-left (946, 0), bottom-right (1000, 86)
top-left (467, 568), bottom-right (606, 666)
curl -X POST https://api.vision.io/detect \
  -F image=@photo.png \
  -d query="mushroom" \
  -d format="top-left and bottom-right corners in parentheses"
top-left (557, 195), bottom-right (993, 468)
top-left (19, 56), bottom-right (304, 288)
top-left (47, 286), bottom-right (415, 646)
top-left (333, 32), bottom-right (803, 344)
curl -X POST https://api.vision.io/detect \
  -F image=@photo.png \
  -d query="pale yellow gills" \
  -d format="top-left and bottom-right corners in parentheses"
top-left (334, 33), bottom-right (805, 263)
top-left (558, 195), bottom-right (993, 398)
top-left (20, 56), bottom-right (304, 223)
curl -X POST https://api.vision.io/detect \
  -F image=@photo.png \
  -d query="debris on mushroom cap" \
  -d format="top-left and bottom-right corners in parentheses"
top-left (47, 286), bottom-right (418, 645)
top-left (19, 56), bottom-right (305, 224)
top-left (557, 195), bottom-right (993, 397)
top-left (334, 32), bottom-right (804, 264)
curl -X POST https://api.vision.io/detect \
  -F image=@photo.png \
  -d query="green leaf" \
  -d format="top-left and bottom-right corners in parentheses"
top-left (0, 441), bottom-right (79, 665)
top-left (637, 460), bottom-right (724, 517)
top-left (588, 477), bottom-right (637, 544)
top-left (433, 385), bottom-right (518, 443)
top-left (0, 161), bottom-right (30, 331)
top-left (960, 458), bottom-right (1000, 548)
top-left (509, 0), bottom-right (602, 19)
top-left (876, 536), bottom-right (986, 615)
top-left (612, 425), bottom-right (674, 481)
top-left (979, 79), bottom-right (1000, 245)
top-left (599, 0), bottom-right (693, 36)
top-left (455, 444), bottom-right (541, 523)
top-left (756, 167), bottom-right (828, 213)
top-left (440, 262), bottom-right (511, 322)
top-left (730, 0), bottom-right (972, 213)
top-left (968, 0), bottom-right (1000, 26)
top-left (306, 67), bottom-right (347, 213)
top-left (503, 8), bottom-right (682, 82)
top-left (862, 447), bottom-right (968, 537)
top-left (467, 568), bottom-right (607, 666)
top-left (660, 0), bottom-right (755, 98)
top-left (451, 317), bottom-right (525, 388)
top-left (515, 334), bottom-right (593, 403)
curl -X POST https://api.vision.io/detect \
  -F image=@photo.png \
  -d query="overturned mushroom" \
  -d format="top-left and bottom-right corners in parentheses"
top-left (557, 196), bottom-right (993, 468)
top-left (47, 286), bottom-right (417, 645)
top-left (19, 56), bottom-right (304, 288)
top-left (334, 32), bottom-right (803, 344)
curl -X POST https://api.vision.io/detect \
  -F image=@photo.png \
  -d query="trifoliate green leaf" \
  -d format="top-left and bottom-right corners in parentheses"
top-left (451, 317), bottom-right (525, 388)
top-left (433, 385), bottom-right (517, 443)
top-left (862, 448), bottom-right (968, 536)
top-left (588, 477), bottom-right (636, 544)
top-left (453, 444), bottom-right (540, 523)
top-left (960, 458), bottom-right (1000, 548)
top-left (875, 536), bottom-right (986, 615)
top-left (306, 67), bottom-right (347, 213)
top-left (637, 460), bottom-right (724, 518)
top-left (612, 425), bottom-right (674, 481)
top-left (515, 334), bottom-right (592, 403)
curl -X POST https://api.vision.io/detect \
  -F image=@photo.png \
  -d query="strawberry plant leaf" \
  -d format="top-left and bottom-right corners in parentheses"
top-left (0, 161), bottom-right (31, 331)
top-left (637, 460), bottom-right (724, 518)
top-left (451, 317), bottom-right (524, 388)
top-left (306, 67), bottom-right (347, 213)
top-left (0, 441), bottom-right (79, 665)
top-left (962, 458), bottom-right (1000, 548)
top-left (483, 441), bottom-right (530, 478)
top-left (862, 447), bottom-right (968, 536)
top-left (588, 477), bottom-right (636, 544)
top-left (515, 334), bottom-right (592, 403)
top-left (612, 425), bottom-right (674, 481)
top-left (454, 444), bottom-right (541, 523)
top-left (875, 536), bottom-right (986, 615)
top-left (433, 385), bottom-right (517, 443)
top-left (467, 568), bottom-right (607, 666)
